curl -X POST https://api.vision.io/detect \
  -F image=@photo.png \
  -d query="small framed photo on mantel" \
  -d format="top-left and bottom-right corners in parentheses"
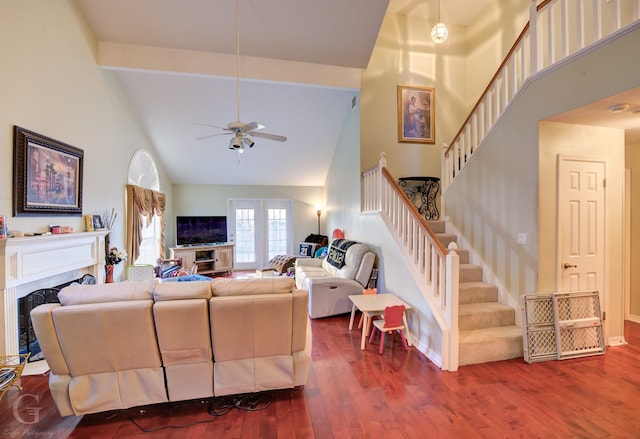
top-left (397, 85), bottom-right (435, 144)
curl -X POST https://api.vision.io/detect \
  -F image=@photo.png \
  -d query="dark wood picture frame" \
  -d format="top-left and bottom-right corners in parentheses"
top-left (397, 85), bottom-right (435, 144)
top-left (92, 215), bottom-right (103, 230)
top-left (13, 126), bottom-right (84, 217)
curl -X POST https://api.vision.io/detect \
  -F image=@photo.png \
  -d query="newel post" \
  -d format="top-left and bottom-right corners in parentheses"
top-left (444, 241), bottom-right (459, 371)
top-left (377, 151), bottom-right (387, 212)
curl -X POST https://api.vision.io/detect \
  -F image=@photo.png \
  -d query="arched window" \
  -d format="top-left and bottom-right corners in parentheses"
top-left (126, 150), bottom-right (165, 265)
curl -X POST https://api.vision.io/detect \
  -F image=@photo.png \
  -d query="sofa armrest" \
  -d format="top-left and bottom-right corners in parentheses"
top-left (30, 303), bottom-right (69, 375)
top-left (354, 252), bottom-right (376, 286)
top-left (295, 257), bottom-right (322, 268)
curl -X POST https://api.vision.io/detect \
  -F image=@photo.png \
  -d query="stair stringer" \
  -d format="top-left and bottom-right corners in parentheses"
top-left (444, 219), bottom-right (522, 327)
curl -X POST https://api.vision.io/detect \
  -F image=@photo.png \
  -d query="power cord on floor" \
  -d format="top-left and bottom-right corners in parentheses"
top-left (127, 399), bottom-right (214, 433)
top-left (128, 415), bottom-right (216, 433)
top-left (207, 392), bottom-right (271, 416)
top-left (127, 391), bottom-right (273, 433)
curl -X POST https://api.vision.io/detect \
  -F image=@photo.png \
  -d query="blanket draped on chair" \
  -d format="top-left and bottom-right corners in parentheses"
top-left (326, 239), bottom-right (357, 269)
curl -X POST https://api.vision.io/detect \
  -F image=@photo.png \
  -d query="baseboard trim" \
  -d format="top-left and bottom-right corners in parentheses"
top-left (411, 334), bottom-right (443, 370)
top-left (608, 336), bottom-right (628, 347)
top-left (628, 315), bottom-right (640, 324)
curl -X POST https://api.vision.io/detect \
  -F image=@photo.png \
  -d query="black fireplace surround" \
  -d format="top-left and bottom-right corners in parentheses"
top-left (18, 274), bottom-right (96, 361)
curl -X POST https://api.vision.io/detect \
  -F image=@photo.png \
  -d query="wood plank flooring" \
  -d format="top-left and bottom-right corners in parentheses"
top-left (2, 318), bottom-right (640, 438)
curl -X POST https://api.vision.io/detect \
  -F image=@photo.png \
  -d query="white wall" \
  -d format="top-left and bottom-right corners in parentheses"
top-left (0, 0), bottom-right (172, 281)
top-left (464, 0), bottom-right (531, 108)
top-left (360, 12), bottom-right (468, 182)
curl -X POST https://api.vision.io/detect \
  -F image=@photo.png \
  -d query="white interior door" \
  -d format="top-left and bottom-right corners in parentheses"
top-left (557, 155), bottom-right (606, 310)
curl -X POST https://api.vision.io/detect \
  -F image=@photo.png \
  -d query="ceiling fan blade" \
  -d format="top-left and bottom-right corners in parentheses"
top-left (250, 131), bottom-right (287, 142)
top-left (193, 122), bottom-right (230, 130)
top-left (241, 121), bottom-right (265, 133)
top-left (196, 132), bottom-right (232, 140)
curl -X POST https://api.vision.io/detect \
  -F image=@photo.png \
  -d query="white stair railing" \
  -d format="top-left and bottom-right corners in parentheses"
top-left (362, 153), bottom-right (460, 371)
top-left (442, 0), bottom-right (640, 192)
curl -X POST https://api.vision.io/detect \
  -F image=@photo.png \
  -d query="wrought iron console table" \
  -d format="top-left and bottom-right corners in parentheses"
top-left (398, 176), bottom-right (440, 220)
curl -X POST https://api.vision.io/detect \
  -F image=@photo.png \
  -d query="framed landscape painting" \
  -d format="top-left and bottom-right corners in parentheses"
top-left (397, 85), bottom-right (435, 144)
top-left (13, 126), bottom-right (84, 216)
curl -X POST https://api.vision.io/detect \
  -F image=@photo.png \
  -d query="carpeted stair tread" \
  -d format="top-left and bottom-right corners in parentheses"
top-left (435, 233), bottom-right (457, 247)
top-left (459, 325), bottom-right (523, 365)
top-left (459, 302), bottom-right (515, 330)
top-left (459, 281), bottom-right (498, 304)
top-left (454, 249), bottom-right (470, 264)
top-left (459, 264), bottom-right (483, 282)
top-left (427, 220), bottom-right (445, 234)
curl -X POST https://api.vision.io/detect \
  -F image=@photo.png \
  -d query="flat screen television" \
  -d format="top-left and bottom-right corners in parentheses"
top-left (176, 216), bottom-right (228, 246)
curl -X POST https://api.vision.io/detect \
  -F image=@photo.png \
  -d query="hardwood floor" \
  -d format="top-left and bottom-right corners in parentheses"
top-left (2, 318), bottom-right (640, 438)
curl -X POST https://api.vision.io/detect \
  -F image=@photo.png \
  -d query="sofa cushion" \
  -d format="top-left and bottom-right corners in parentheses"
top-left (211, 277), bottom-right (294, 296)
top-left (153, 280), bottom-right (212, 301)
top-left (325, 239), bottom-right (357, 269)
top-left (321, 242), bottom-right (370, 280)
top-left (58, 281), bottom-right (153, 305)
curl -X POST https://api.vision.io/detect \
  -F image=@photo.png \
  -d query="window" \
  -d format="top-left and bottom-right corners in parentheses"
top-left (135, 214), bottom-right (161, 265)
top-left (267, 208), bottom-right (288, 259)
top-left (235, 208), bottom-right (256, 264)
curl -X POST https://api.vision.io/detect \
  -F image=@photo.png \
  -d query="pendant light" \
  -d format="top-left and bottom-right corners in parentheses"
top-left (431, 0), bottom-right (448, 44)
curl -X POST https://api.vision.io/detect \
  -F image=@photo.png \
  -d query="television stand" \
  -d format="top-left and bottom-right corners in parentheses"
top-left (170, 244), bottom-right (234, 276)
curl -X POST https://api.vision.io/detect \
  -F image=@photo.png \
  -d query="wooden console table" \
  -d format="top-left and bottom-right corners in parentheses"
top-left (398, 176), bottom-right (440, 220)
top-left (170, 244), bottom-right (234, 276)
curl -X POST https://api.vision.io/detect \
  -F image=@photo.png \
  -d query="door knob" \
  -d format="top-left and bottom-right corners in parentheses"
top-left (563, 263), bottom-right (577, 269)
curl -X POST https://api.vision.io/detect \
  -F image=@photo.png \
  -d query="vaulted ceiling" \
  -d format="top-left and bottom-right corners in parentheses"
top-left (76, 0), bottom-right (500, 186)
top-left (76, 0), bottom-right (640, 186)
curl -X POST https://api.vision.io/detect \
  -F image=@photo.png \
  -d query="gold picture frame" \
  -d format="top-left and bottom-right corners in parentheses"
top-left (397, 85), bottom-right (435, 144)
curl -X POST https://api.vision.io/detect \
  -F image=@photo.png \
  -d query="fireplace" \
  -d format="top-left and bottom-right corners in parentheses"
top-left (18, 274), bottom-right (96, 361)
top-left (0, 231), bottom-right (108, 358)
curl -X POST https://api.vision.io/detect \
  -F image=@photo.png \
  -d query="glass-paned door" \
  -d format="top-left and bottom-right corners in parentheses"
top-left (229, 199), bottom-right (293, 270)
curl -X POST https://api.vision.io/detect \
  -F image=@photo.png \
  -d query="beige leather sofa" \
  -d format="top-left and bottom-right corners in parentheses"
top-left (30, 277), bottom-right (311, 417)
top-left (295, 239), bottom-right (375, 319)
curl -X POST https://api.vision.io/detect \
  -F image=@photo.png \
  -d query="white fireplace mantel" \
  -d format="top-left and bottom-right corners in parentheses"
top-left (0, 230), bottom-right (108, 357)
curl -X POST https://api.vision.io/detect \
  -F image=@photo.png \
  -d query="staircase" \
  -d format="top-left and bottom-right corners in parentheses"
top-left (429, 220), bottom-right (523, 366)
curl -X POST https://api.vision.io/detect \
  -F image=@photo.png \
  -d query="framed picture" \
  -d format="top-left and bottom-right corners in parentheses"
top-left (397, 85), bottom-right (435, 144)
top-left (13, 126), bottom-right (84, 216)
top-left (92, 215), bottom-right (104, 230)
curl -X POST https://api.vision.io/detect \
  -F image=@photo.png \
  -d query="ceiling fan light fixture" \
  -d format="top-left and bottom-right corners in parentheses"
top-left (242, 137), bottom-right (254, 148)
top-left (229, 134), bottom-right (243, 150)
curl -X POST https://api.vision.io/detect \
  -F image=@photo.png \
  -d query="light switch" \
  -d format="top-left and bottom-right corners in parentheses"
top-left (517, 233), bottom-right (527, 245)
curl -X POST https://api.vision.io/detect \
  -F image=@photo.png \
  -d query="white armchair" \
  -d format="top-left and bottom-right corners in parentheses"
top-left (295, 240), bottom-right (375, 318)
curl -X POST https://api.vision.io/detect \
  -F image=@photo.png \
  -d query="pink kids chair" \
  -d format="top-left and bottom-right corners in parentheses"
top-left (368, 305), bottom-right (409, 354)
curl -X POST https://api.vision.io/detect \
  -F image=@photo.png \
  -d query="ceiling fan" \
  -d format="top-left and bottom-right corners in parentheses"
top-left (195, 0), bottom-right (287, 153)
